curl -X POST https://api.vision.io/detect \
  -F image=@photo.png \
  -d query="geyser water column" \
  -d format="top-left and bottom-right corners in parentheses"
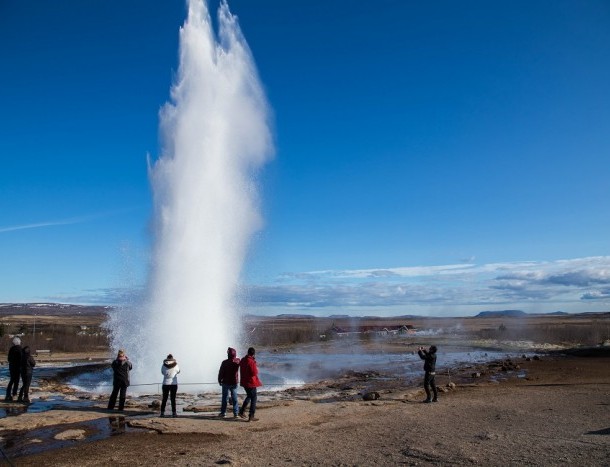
top-left (110, 0), bottom-right (273, 390)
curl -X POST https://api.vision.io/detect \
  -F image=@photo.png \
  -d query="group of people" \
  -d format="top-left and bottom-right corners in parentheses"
top-left (107, 346), bottom-right (263, 421)
top-left (6, 341), bottom-right (437, 411)
top-left (4, 337), bottom-right (36, 403)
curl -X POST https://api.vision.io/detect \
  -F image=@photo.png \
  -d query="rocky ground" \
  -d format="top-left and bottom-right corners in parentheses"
top-left (0, 351), bottom-right (608, 466)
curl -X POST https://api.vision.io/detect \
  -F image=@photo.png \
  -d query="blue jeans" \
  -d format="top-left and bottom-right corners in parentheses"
top-left (220, 384), bottom-right (238, 416)
top-left (241, 387), bottom-right (257, 417)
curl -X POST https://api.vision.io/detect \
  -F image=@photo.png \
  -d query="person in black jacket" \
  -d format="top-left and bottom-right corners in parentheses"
top-left (108, 349), bottom-right (133, 411)
top-left (217, 347), bottom-right (240, 418)
top-left (418, 345), bottom-right (438, 403)
top-left (18, 346), bottom-right (36, 403)
top-left (5, 337), bottom-right (22, 402)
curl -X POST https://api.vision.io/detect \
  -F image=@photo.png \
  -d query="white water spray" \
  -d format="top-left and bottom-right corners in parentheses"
top-left (109, 0), bottom-right (273, 390)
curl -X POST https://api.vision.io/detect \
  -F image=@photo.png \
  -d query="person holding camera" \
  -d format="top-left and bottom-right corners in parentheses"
top-left (418, 345), bottom-right (438, 403)
top-left (108, 349), bottom-right (132, 411)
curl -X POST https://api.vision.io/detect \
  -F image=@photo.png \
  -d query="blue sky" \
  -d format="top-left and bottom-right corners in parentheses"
top-left (1, 0), bottom-right (609, 316)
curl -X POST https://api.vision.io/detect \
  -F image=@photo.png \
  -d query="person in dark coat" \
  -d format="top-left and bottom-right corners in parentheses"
top-left (217, 347), bottom-right (240, 418)
top-left (418, 345), bottom-right (438, 403)
top-left (5, 337), bottom-right (22, 402)
top-left (238, 347), bottom-right (262, 422)
top-left (18, 346), bottom-right (36, 403)
top-left (108, 349), bottom-right (132, 411)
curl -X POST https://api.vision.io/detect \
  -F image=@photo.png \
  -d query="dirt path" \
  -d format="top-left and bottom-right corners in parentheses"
top-left (6, 354), bottom-right (610, 466)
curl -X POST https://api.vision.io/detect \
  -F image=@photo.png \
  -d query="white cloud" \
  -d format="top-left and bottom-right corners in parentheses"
top-left (0, 208), bottom-right (138, 234)
top-left (250, 256), bottom-right (610, 314)
top-left (56, 256), bottom-right (610, 315)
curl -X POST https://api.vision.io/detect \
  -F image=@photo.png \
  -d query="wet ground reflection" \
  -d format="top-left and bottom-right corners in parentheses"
top-left (0, 414), bottom-right (141, 458)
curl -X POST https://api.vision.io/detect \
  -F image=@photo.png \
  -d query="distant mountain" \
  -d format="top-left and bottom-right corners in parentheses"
top-left (545, 311), bottom-right (569, 316)
top-left (0, 303), bottom-right (110, 317)
top-left (275, 314), bottom-right (315, 319)
top-left (475, 310), bottom-right (527, 318)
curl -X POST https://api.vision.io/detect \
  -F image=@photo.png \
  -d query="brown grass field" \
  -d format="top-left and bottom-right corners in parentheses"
top-left (1, 304), bottom-right (609, 357)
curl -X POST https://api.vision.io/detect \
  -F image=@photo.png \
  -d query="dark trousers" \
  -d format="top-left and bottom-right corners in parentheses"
top-left (6, 368), bottom-right (20, 398)
top-left (424, 372), bottom-right (438, 401)
top-left (161, 384), bottom-right (178, 415)
top-left (108, 383), bottom-right (128, 410)
top-left (240, 387), bottom-right (257, 417)
top-left (18, 372), bottom-right (32, 401)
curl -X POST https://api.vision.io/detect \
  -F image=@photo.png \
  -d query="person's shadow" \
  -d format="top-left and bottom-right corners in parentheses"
top-left (586, 427), bottom-right (610, 435)
top-left (1, 405), bottom-right (29, 417)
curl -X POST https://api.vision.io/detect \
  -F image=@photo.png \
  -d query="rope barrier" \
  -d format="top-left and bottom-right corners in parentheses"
top-left (69, 381), bottom-right (300, 389)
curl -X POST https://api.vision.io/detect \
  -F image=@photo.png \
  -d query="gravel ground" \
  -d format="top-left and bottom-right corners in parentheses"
top-left (2, 353), bottom-right (608, 466)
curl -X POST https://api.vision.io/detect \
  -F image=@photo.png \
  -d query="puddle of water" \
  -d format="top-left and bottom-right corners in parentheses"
top-left (0, 395), bottom-right (105, 420)
top-left (0, 415), bottom-right (144, 458)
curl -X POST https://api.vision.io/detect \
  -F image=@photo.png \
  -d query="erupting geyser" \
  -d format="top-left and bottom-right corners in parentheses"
top-left (108, 0), bottom-right (273, 389)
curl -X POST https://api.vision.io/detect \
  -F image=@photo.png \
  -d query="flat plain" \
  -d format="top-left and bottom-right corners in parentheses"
top-left (0, 307), bottom-right (608, 466)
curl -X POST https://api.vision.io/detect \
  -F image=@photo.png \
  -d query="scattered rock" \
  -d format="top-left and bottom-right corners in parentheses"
top-left (500, 359), bottom-right (521, 371)
top-left (362, 392), bottom-right (380, 401)
top-left (54, 429), bottom-right (86, 441)
top-left (183, 405), bottom-right (210, 413)
top-left (472, 372), bottom-right (481, 378)
top-left (446, 382), bottom-right (456, 390)
top-left (150, 400), bottom-right (161, 409)
top-left (533, 355), bottom-right (541, 361)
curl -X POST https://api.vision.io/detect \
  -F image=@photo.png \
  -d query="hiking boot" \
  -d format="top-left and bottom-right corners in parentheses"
top-left (248, 416), bottom-right (259, 422)
top-left (239, 411), bottom-right (247, 419)
top-left (432, 398), bottom-right (438, 402)
top-left (160, 413), bottom-right (166, 418)
top-left (172, 412), bottom-right (178, 418)
top-left (17, 396), bottom-right (23, 403)
top-left (233, 413), bottom-right (239, 419)
top-left (423, 399), bottom-right (432, 403)
top-left (218, 413), bottom-right (226, 418)
top-left (4, 396), bottom-right (13, 402)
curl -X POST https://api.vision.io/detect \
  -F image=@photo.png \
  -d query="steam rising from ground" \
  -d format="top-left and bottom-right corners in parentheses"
top-left (108, 0), bottom-right (273, 389)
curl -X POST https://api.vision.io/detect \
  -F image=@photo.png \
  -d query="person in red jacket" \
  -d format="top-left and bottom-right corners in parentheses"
top-left (218, 347), bottom-right (240, 418)
top-left (238, 347), bottom-right (262, 422)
